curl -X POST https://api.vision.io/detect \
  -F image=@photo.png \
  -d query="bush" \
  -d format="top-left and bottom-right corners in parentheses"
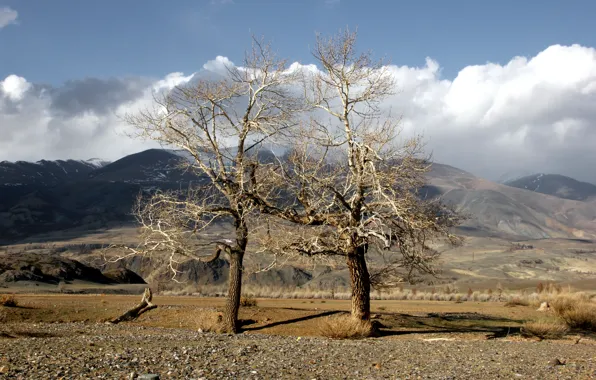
top-left (521, 320), bottom-right (568, 340)
top-left (0, 295), bottom-right (18, 307)
top-left (240, 295), bottom-right (257, 307)
top-left (195, 309), bottom-right (226, 333)
top-left (318, 314), bottom-right (373, 339)
top-left (551, 295), bottom-right (596, 331)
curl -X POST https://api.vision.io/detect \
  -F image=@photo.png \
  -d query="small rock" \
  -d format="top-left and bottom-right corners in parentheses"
top-left (548, 358), bottom-right (565, 366)
top-left (138, 374), bottom-right (160, 380)
top-left (537, 302), bottom-right (550, 312)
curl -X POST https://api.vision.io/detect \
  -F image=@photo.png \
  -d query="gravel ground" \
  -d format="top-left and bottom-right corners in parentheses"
top-left (1, 323), bottom-right (595, 379)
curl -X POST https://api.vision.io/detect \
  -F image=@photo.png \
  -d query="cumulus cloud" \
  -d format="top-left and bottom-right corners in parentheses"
top-left (202, 56), bottom-right (235, 77)
top-left (2, 44), bottom-right (596, 184)
top-left (0, 7), bottom-right (17, 29)
top-left (1, 75), bottom-right (30, 100)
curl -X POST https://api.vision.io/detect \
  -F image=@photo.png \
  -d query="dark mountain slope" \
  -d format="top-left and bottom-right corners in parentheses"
top-left (504, 173), bottom-right (596, 201)
top-left (0, 159), bottom-right (105, 186)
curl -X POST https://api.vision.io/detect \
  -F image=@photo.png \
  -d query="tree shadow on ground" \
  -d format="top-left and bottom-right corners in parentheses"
top-left (241, 310), bottom-right (341, 332)
top-left (376, 312), bottom-right (523, 338)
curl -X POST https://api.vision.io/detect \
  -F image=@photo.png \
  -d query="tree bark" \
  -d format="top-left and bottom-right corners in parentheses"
top-left (223, 250), bottom-right (244, 333)
top-left (222, 216), bottom-right (248, 333)
top-left (346, 245), bottom-right (371, 321)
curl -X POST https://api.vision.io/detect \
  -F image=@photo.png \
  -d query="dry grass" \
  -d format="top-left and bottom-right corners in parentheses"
top-left (551, 296), bottom-right (596, 331)
top-left (158, 283), bottom-right (594, 305)
top-left (521, 320), bottom-right (568, 340)
top-left (0, 294), bottom-right (18, 307)
top-left (505, 297), bottom-right (530, 307)
top-left (318, 314), bottom-right (373, 339)
top-left (194, 309), bottom-right (226, 333)
top-left (240, 295), bottom-right (258, 307)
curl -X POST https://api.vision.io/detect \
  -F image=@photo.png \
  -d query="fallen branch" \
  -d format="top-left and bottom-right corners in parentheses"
top-left (110, 288), bottom-right (157, 324)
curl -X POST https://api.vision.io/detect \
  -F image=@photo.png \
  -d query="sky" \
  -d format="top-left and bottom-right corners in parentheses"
top-left (1, 0), bottom-right (596, 183)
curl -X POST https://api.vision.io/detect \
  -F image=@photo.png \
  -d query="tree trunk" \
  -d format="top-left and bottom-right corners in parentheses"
top-left (346, 245), bottom-right (370, 321)
top-left (223, 250), bottom-right (244, 333)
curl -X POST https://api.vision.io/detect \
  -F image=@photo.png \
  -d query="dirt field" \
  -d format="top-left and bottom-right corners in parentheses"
top-left (1, 293), bottom-right (547, 337)
top-left (2, 294), bottom-right (596, 378)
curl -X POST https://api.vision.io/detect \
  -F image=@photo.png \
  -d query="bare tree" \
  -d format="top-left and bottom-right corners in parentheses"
top-left (251, 29), bottom-right (463, 322)
top-left (124, 38), bottom-right (301, 333)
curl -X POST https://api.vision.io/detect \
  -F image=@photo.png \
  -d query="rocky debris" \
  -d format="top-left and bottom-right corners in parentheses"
top-left (137, 374), bottom-right (160, 380)
top-left (1, 322), bottom-right (595, 379)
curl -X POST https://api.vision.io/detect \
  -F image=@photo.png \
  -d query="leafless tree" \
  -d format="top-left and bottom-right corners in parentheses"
top-left (250, 29), bottom-right (463, 322)
top-left (123, 38), bottom-right (302, 333)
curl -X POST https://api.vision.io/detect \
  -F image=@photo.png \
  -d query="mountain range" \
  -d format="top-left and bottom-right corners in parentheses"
top-left (504, 173), bottom-right (596, 202)
top-left (1, 148), bottom-right (596, 243)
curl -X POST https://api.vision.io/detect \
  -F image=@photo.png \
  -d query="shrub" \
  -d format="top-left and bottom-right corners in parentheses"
top-left (0, 295), bottom-right (17, 307)
top-left (505, 297), bottom-right (530, 307)
top-left (240, 295), bottom-right (257, 307)
top-left (318, 314), bottom-right (373, 339)
top-left (552, 298), bottom-right (596, 331)
top-left (195, 309), bottom-right (226, 333)
top-left (521, 320), bottom-right (568, 340)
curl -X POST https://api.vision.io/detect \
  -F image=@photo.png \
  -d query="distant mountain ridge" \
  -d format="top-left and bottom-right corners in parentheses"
top-left (504, 173), bottom-right (596, 201)
top-left (1, 149), bottom-right (596, 242)
top-left (0, 150), bottom-right (202, 242)
top-left (0, 158), bottom-right (110, 187)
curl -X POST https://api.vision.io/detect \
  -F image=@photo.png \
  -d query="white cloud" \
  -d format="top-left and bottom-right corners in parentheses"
top-left (202, 56), bottom-right (235, 76)
top-left (3, 44), bottom-right (596, 183)
top-left (1, 75), bottom-right (31, 101)
top-left (0, 7), bottom-right (17, 29)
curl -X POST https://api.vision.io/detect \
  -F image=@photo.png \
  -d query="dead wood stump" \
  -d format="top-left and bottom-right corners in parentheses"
top-left (110, 288), bottom-right (157, 324)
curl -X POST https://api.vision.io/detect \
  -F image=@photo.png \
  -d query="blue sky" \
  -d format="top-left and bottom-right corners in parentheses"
top-left (3, 0), bottom-right (596, 84)
top-left (2, 0), bottom-right (596, 182)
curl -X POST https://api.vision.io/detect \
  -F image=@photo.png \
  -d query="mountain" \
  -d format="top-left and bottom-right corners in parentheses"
top-left (89, 149), bottom-right (201, 184)
top-left (504, 173), bottom-right (596, 201)
top-left (495, 170), bottom-right (535, 184)
top-left (0, 150), bottom-right (203, 242)
top-left (2, 149), bottom-right (596, 243)
top-left (424, 164), bottom-right (596, 240)
top-left (0, 158), bottom-right (109, 187)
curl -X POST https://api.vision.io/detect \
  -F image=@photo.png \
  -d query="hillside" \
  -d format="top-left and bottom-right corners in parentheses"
top-left (0, 159), bottom-right (108, 187)
top-left (2, 149), bottom-right (596, 243)
top-left (504, 173), bottom-right (596, 201)
top-left (425, 164), bottom-right (596, 240)
top-left (0, 150), bottom-right (202, 242)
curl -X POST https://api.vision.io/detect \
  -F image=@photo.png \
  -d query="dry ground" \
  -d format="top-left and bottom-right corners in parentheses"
top-left (2, 294), bottom-right (596, 379)
top-left (1, 294), bottom-right (548, 338)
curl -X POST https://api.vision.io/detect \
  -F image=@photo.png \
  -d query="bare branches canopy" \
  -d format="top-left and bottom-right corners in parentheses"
top-left (124, 30), bottom-right (463, 330)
